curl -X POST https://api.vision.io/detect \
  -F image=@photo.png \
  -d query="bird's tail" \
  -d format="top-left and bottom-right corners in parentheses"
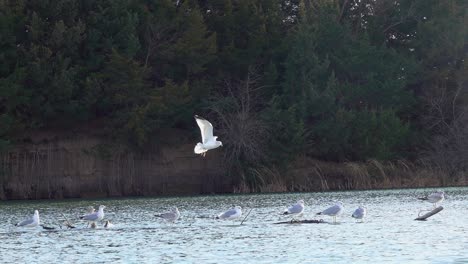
top-left (283, 212), bottom-right (289, 215)
top-left (316, 212), bottom-right (322, 215)
top-left (194, 143), bottom-right (206, 154)
top-left (417, 197), bottom-right (428, 201)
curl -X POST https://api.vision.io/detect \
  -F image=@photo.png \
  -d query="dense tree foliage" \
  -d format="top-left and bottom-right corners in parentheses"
top-left (1, 0), bottom-right (466, 184)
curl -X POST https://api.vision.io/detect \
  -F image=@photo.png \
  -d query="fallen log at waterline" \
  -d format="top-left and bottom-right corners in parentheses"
top-left (415, 206), bottom-right (443, 221)
top-left (274, 219), bottom-right (324, 224)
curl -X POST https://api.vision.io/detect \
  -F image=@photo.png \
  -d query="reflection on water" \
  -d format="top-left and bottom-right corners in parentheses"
top-left (0, 187), bottom-right (467, 263)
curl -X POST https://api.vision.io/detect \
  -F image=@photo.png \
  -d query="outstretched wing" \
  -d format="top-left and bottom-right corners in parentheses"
top-left (195, 115), bottom-right (214, 144)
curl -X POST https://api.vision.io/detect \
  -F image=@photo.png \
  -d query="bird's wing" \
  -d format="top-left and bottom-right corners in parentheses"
top-left (322, 205), bottom-right (340, 215)
top-left (219, 209), bottom-right (237, 219)
top-left (158, 212), bottom-right (175, 219)
top-left (288, 203), bottom-right (303, 214)
top-left (16, 218), bottom-right (34, 226)
top-left (195, 115), bottom-right (214, 144)
top-left (427, 192), bottom-right (443, 203)
top-left (352, 208), bottom-right (363, 217)
top-left (81, 212), bottom-right (99, 221)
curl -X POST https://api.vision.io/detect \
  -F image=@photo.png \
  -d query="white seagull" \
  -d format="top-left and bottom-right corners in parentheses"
top-left (418, 191), bottom-right (445, 208)
top-left (80, 205), bottom-right (105, 226)
top-left (194, 115), bottom-right (222, 157)
top-left (283, 200), bottom-right (305, 220)
top-left (16, 210), bottom-right (40, 227)
top-left (80, 206), bottom-right (96, 228)
top-left (317, 202), bottom-right (344, 223)
top-left (155, 207), bottom-right (180, 223)
top-left (352, 206), bottom-right (367, 222)
top-left (216, 206), bottom-right (242, 220)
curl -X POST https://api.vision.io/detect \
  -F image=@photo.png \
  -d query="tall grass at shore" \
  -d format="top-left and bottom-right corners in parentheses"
top-left (233, 157), bottom-right (467, 193)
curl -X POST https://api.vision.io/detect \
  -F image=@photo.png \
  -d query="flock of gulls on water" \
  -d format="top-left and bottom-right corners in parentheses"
top-left (14, 190), bottom-right (445, 229)
top-left (13, 116), bottom-right (446, 229)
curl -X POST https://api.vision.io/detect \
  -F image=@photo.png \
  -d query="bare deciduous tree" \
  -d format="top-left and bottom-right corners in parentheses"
top-left (422, 69), bottom-right (468, 175)
top-left (207, 67), bottom-right (271, 185)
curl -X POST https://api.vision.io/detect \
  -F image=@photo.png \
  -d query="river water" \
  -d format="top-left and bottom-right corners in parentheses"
top-left (0, 187), bottom-right (467, 263)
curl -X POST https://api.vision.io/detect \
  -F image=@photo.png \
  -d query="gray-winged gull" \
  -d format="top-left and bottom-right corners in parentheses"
top-left (16, 210), bottom-right (40, 227)
top-left (317, 202), bottom-right (344, 223)
top-left (155, 207), bottom-right (180, 223)
top-left (351, 206), bottom-right (367, 222)
top-left (80, 205), bottom-right (105, 226)
top-left (216, 206), bottom-right (242, 220)
top-left (418, 191), bottom-right (445, 208)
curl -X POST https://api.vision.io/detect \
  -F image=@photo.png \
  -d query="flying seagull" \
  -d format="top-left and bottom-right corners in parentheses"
top-left (418, 191), bottom-right (445, 208)
top-left (317, 202), bottom-right (344, 224)
top-left (194, 115), bottom-right (222, 157)
top-left (16, 210), bottom-right (40, 227)
top-left (216, 206), bottom-right (242, 220)
top-left (155, 207), bottom-right (180, 223)
top-left (351, 206), bottom-right (367, 222)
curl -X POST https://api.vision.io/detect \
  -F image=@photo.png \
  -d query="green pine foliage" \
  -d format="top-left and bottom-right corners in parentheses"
top-left (0, 0), bottom-right (466, 174)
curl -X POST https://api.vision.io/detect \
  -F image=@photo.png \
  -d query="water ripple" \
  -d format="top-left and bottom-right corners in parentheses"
top-left (0, 187), bottom-right (467, 263)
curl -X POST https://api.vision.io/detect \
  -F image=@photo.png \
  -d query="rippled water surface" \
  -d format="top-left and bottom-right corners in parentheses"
top-left (1, 187), bottom-right (467, 263)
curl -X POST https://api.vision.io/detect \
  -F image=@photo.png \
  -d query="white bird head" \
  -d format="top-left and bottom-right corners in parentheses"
top-left (34, 210), bottom-right (39, 216)
top-left (336, 201), bottom-right (344, 207)
top-left (172, 207), bottom-right (179, 212)
top-left (234, 206), bottom-right (242, 210)
top-left (297, 200), bottom-right (305, 205)
top-left (99, 205), bottom-right (106, 210)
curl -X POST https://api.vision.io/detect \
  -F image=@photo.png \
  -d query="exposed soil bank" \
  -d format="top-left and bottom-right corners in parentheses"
top-left (1, 135), bottom-right (466, 200)
top-left (0, 134), bottom-right (229, 200)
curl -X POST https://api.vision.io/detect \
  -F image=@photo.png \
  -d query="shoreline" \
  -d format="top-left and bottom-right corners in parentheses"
top-left (1, 136), bottom-right (466, 201)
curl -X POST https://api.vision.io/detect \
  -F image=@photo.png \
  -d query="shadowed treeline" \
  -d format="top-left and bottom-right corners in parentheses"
top-left (0, 0), bottom-right (467, 197)
top-left (1, 134), bottom-right (466, 200)
top-left (0, 135), bottom-right (228, 200)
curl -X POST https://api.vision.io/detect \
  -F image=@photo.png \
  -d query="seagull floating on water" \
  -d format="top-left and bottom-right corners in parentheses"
top-left (283, 200), bottom-right (305, 220)
top-left (194, 115), bottom-right (222, 157)
top-left (80, 205), bottom-right (105, 226)
top-left (216, 206), bottom-right (242, 220)
top-left (418, 191), bottom-right (445, 208)
top-left (16, 210), bottom-right (40, 227)
top-left (155, 207), bottom-right (180, 223)
top-left (317, 202), bottom-right (344, 223)
top-left (352, 206), bottom-right (367, 222)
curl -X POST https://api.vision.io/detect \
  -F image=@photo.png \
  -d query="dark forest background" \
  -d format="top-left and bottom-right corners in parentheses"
top-left (1, 0), bottom-right (467, 190)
